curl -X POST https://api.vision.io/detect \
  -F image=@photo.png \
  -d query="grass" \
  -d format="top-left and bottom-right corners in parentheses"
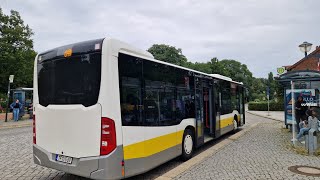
top-left (21, 114), bottom-right (32, 120)
top-left (282, 126), bottom-right (320, 156)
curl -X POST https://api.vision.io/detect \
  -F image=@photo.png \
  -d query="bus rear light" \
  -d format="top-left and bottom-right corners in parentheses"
top-left (100, 117), bottom-right (116, 155)
top-left (33, 115), bottom-right (36, 144)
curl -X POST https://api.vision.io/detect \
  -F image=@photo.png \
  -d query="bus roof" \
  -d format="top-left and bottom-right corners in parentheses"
top-left (106, 38), bottom-right (244, 85)
top-left (37, 38), bottom-right (244, 86)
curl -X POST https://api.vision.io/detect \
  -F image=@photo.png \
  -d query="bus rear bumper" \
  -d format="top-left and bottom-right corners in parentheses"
top-left (33, 145), bottom-right (123, 180)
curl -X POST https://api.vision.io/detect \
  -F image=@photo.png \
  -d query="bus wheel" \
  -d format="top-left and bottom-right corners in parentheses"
top-left (232, 119), bottom-right (238, 133)
top-left (181, 129), bottom-right (194, 161)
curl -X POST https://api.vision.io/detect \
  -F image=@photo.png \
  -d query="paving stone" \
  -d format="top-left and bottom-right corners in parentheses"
top-left (175, 115), bottom-right (320, 180)
top-left (3, 113), bottom-right (316, 180)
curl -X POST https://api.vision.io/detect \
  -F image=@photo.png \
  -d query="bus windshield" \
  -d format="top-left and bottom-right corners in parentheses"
top-left (37, 52), bottom-right (101, 107)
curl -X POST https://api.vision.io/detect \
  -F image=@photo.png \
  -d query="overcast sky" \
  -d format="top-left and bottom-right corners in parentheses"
top-left (1, 0), bottom-right (319, 78)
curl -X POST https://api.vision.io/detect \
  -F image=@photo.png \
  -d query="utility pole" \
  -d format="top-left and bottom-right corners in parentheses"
top-left (5, 75), bottom-right (14, 122)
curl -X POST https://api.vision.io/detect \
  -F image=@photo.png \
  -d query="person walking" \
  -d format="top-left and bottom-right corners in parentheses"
top-left (10, 99), bottom-right (22, 121)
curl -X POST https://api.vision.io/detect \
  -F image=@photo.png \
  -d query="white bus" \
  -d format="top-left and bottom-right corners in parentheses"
top-left (33, 38), bottom-right (245, 179)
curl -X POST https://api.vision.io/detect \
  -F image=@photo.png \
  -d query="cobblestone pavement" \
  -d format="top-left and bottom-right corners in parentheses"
top-left (175, 119), bottom-right (320, 180)
top-left (0, 113), bottom-right (272, 180)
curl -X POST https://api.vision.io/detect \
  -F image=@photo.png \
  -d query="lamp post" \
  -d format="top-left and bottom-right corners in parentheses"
top-left (5, 75), bottom-right (14, 122)
top-left (299, 41), bottom-right (313, 57)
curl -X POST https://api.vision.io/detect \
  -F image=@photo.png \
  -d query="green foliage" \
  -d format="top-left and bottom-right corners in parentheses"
top-left (0, 100), bottom-right (6, 111)
top-left (248, 101), bottom-right (284, 111)
top-left (209, 57), bottom-right (225, 75)
top-left (186, 59), bottom-right (254, 100)
top-left (251, 77), bottom-right (267, 101)
top-left (147, 44), bottom-right (286, 103)
top-left (218, 59), bottom-right (253, 96)
top-left (0, 8), bottom-right (36, 94)
top-left (147, 44), bottom-right (257, 101)
top-left (147, 44), bottom-right (187, 66)
top-left (185, 61), bottom-right (212, 73)
top-left (274, 80), bottom-right (284, 99)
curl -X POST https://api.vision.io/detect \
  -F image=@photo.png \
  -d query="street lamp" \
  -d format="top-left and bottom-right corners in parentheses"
top-left (299, 41), bottom-right (312, 57)
top-left (5, 75), bottom-right (14, 122)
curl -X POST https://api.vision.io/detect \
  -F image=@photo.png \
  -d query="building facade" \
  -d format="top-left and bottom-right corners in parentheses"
top-left (277, 46), bottom-right (320, 126)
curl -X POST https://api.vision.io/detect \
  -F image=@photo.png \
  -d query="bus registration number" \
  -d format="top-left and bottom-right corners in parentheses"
top-left (56, 154), bottom-right (73, 164)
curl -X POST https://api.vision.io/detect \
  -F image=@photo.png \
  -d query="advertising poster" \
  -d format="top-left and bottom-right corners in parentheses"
top-left (285, 89), bottom-right (318, 124)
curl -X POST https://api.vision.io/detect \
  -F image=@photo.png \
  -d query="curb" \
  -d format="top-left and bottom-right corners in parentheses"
top-left (0, 121), bottom-right (32, 130)
top-left (246, 111), bottom-right (283, 122)
top-left (155, 122), bottom-right (260, 180)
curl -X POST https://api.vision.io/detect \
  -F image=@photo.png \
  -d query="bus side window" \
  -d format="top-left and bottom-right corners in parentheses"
top-left (144, 87), bottom-right (159, 126)
top-left (119, 53), bottom-right (142, 126)
top-left (220, 81), bottom-right (232, 115)
top-left (159, 87), bottom-right (175, 125)
top-left (121, 89), bottom-right (141, 126)
top-left (143, 61), bottom-right (177, 126)
top-left (176, 69), bottom-right (194, 122)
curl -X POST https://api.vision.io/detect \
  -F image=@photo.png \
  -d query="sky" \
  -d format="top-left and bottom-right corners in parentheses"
top-left (1, 0), bottom-right (320, 78)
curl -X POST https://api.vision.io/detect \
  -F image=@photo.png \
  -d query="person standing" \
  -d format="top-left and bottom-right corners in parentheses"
top-left (10, 99), bottom-right (22, 121)
top-left (295, 96), bottom-right (305, 131)
top-left (295, 109), bottom-right (319, 143)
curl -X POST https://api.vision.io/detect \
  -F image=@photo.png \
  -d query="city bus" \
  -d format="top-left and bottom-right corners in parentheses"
top-left (33, 38), bottom-right (245, 179)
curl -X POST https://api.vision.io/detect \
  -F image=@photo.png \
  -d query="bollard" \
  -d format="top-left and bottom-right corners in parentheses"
top-left (306, 129), bottom-right (317, 155)
top-left (305, 131), bottom-right (309, 150)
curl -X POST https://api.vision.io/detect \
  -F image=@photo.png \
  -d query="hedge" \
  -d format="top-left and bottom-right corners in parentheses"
top-left (248, 101), bottom-right (284, 111)
top-left (0, 101), bottom-right (7, 113)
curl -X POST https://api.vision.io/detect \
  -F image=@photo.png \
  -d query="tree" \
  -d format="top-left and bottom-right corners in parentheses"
top-left (0, 8), bottom-right (36, 95)
top-left (251, 77), bottom-right (267, 101)
top-left (208, 57), bottom-right (226, 75)
top-left (186, 61), bottom-right (211, 73)
top-left (267, 72), bottom-right (275, 99)
top-left (147, 44), bottom-right (256, 100)
top-left (147, 44), bottom-right (187, 66)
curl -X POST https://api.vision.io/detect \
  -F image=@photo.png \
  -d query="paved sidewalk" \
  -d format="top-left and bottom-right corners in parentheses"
top-left (0, 119), bottom-right (32, 129)
top-left (175, 118), bottom-right (320, 180)
top-left (247, 110), bottom-right (285, 122)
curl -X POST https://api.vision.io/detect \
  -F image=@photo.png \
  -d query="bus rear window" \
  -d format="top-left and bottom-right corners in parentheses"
top-left (37, 52), bottom-right (101, 107)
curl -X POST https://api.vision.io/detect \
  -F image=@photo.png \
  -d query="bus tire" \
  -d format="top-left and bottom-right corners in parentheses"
top-left (232, 119), bottom-right (238, 133)
top-left (181, 129), bottom-right (194, 161)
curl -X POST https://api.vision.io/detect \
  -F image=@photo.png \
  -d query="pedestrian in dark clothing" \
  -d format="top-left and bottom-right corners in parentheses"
top-left (10, 99), bottom-right (22, 121)
top-left (295, 96), bottom-right (306, 131)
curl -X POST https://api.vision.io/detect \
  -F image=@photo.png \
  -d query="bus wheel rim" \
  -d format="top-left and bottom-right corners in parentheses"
top-left (184, 134), bottom-right (193, 154)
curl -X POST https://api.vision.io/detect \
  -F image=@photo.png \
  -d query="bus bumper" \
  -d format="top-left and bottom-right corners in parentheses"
top-left (33, 145), bottom-right (123, 180)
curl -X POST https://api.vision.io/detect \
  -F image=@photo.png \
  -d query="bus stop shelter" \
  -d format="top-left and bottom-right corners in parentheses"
top-left (277, 70), bottom-right (320, 127)
top-left (11, 87), bottom-right (33, 118)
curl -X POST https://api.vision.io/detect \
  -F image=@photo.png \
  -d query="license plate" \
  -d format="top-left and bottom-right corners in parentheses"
top-left (55, 154), bottom-right (73, 164)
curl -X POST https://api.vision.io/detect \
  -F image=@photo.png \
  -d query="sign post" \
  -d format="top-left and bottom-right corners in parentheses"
top-left (291, 81), bottom-right (297, 146)
top-left (277, 67), bottom-right (287, 76)
top-left (267, 86), bottom-right (270, 116)
top-left (5, 75), bottom-right (14, 122)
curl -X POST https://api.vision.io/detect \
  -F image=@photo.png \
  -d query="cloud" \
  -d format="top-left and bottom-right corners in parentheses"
top-left (1, 0), bottom-right (319, 78)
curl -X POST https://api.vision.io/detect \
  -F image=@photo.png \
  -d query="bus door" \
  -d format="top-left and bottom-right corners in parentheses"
top-left (203, 82), bottom-right (213, 135)
top-left (239, 86), bottom-right (245, 125)
top-left (194, 77), bottom-right (204, 147)
top-left (213, 79), bottom-right (221, 138)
